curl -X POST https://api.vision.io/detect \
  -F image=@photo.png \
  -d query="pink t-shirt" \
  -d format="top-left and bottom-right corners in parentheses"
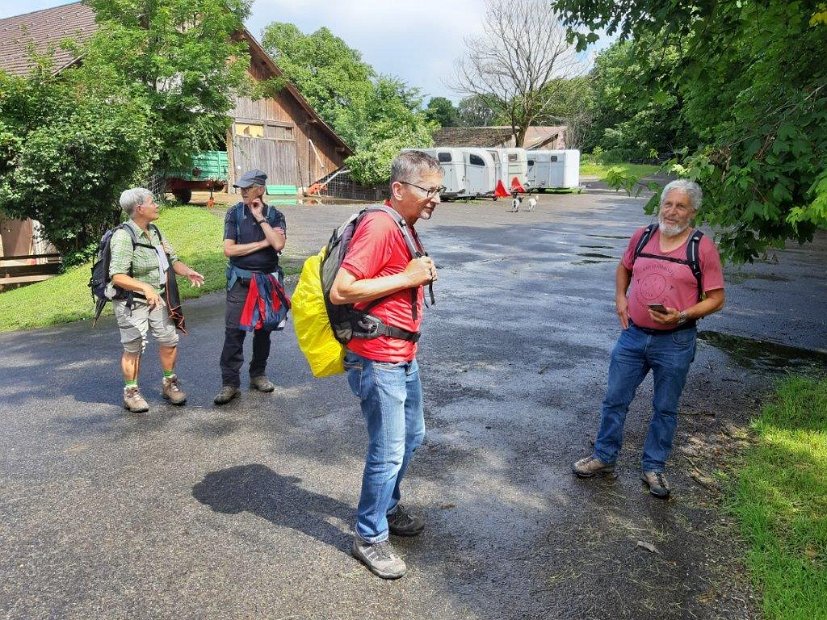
top-left (621, 227), bottom-right (724, 330)
top-left (340, 210), bottom-right (424, 362)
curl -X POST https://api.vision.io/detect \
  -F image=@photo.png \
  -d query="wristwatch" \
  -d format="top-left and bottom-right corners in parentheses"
top-left (677, 311), bottom-right (688, 325)
top-left (255, 218), bottom-right (266, 225)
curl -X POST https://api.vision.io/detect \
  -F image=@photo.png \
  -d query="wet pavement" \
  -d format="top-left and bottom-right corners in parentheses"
top-left (1, 189), bottom-right (825, 619)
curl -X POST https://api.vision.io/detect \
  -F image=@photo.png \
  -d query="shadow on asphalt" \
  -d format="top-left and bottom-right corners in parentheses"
top-left (192, 463), bottom-right (353, 552)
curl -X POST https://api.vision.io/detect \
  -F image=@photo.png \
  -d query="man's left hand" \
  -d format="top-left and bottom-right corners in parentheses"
top-left (648, 306), bottom-right (680, 325)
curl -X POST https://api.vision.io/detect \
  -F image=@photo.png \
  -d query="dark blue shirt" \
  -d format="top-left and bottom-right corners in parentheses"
top-left (223, 202), bottom-right (287, 273)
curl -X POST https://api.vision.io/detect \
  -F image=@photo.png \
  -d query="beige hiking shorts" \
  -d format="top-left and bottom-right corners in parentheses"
top-left (114, 298), bottom-right (179, 352)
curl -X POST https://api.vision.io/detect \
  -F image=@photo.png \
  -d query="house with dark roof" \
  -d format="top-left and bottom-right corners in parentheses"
top-left (433, 125), bottom-right (568, 150)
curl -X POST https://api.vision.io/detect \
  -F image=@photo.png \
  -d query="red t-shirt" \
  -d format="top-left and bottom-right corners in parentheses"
top-left (621, 227), bottom-right (725, 330)
top-left (340, 210), bottom-right (424, 362)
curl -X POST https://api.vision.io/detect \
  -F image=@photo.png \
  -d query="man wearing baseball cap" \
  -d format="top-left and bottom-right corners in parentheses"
top-left (214, 169), bottom-right (288, 405)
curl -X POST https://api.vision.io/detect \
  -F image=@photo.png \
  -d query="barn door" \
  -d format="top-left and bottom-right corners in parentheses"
top-left (233, 136), bottom-right (299, 186)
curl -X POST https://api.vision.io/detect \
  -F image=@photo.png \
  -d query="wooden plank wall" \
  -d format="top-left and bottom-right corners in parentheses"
top-left (227, 58), bottom-right (347, 191)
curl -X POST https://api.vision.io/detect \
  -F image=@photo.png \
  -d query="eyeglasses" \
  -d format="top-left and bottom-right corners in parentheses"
top-left (399, 181), bottom-right (446, 198)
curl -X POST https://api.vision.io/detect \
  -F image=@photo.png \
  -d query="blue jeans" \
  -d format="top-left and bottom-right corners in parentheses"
top-left (344, 352), bottom-right (425, 543)
top-left (593, 323), bottom-right (697, 472)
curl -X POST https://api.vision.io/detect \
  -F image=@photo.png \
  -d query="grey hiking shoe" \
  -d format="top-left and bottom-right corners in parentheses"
top-left (351, 538), bottom-right (407, 579)
top-left (123, 386), bottom-right (149, 413)
top-left (572, 455), bottom-right (615, 478)
top-left (641, 471), bottom-right (671, 498)
top-left (250, 375), bottom-right (275, 392)
top-left (162, 375), bottom-right (187, 405)
top-left (213, 385), bottom-right (240, 405)
top-left (387, 504), bottom-right (425, 537)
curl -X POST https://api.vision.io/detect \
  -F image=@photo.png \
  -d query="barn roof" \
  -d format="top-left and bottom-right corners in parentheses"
top-left (0, 3), bottom-right (96, 76)
top-left (0, 2), bottom-right (351, 154)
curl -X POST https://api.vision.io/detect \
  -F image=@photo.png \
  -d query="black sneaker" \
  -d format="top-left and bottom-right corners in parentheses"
top-left (641, 471), bottom-right (671, 498)
top-left (387, 504), bottom-right (425, 537)
top-left (351, 538), bottom-right (407, 579)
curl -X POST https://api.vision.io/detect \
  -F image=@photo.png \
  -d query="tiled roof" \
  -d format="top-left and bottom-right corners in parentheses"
top-left (433, 125), bottom-right (567, 149)
top-left (433, 126), bottom-right (515, 148)
top-left (0, 2), bottom-right (96, 76)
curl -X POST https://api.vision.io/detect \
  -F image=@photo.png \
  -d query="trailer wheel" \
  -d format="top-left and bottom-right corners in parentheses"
top-left (174, 189), bottom-right (192, 204)
top-left (493, 196), bottom-right (498, 201)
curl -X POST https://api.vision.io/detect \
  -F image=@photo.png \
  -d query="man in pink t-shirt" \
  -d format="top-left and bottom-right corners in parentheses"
top-left (330, 151), bottom-right (443, 579)
top-left (573, 180), bottom-right (726, 498)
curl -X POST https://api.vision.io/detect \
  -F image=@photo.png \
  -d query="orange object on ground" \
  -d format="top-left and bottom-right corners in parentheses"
top-left (494, 180), bottom-right (510, 198)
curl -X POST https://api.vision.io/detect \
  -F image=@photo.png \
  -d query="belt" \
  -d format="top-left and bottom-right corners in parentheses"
top-left (629, 318), bottom-right (696, 335)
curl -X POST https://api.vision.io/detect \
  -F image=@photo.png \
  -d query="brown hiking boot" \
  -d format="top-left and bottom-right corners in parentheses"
top-left (162, 375), bottom-right (187, 405)
top-left (572, 455), bottom-right (615, 478)
top-left (250, 375), bottom-right (275, 392)
top-left (123, 386), bottom-right (149, 413)
top-left (641, 471), bottom-right (671, 499)
top-left (213, 385), bottom-right (240, 405)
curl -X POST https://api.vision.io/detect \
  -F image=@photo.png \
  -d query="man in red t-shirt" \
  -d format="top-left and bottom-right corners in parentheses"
top-left (573, 180), bottom-right (725, 498)
top-left (330, 150), bottom-right (444, 579)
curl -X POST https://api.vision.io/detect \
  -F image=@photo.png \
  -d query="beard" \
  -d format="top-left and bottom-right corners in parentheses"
top-left (658, 213), bottom-right (690, 237)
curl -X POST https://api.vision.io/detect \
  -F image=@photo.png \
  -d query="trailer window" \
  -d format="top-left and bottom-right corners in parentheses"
top-left (508, 154), bottom-right (518, 162)
top-left (469, 154), bottom-right (484, 166)
top-left (527, 159), bottom-right (535, 166)
top-left (437, 152), bottom-right (452, 163)
top-left (550, 156), bottom-right (558, 162)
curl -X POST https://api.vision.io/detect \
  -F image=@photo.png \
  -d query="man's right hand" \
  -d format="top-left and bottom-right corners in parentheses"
top-left (615, 296), bottom-right (629, 329)
top-left (404, 256), bottom-right (437, 287)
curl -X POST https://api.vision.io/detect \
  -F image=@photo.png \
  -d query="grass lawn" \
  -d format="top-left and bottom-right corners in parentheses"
top-left (580, 158), bottom-right (660, 180)
top-left (0, 205), bottom-right (296, 332)
top-left (730, 375), bottom-right (827, 618)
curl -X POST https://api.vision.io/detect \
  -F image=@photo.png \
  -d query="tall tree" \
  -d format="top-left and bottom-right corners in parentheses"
top-left (83, 0), bottom-right (252, 171)
top-left (452, 0), bottom-right (584, 145)
top-left (456, 94), bottom-right (502, 127)
top-left (553, 0), bottom-right (827, 261)
top-left (583, 38), bottom-right (697, 159)
top-left (262, 23), bottom-right (434, 185)
top-left (425, 97), bottom-right (460, 128)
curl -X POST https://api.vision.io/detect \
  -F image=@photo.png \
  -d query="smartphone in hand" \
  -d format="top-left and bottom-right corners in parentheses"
top-left (648, 303), bottom-right (668, 314)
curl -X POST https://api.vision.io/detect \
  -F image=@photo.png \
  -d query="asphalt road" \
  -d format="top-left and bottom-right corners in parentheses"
top-left (1, 189), bottom-right (825, 619)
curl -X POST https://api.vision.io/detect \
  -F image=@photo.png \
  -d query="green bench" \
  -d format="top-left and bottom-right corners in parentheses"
top-left (266, 185), bottom-right (298, 196)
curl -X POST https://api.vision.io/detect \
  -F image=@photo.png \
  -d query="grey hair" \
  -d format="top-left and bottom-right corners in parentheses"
top-left (119, 187), bottom-right (154, 216)
top-left (660, 179), bottom-right (702, 212)
top-left (391, 150), bottom-right (442, 186)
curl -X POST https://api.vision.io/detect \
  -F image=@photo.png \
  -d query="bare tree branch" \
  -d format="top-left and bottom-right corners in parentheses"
top-left (452, 0), bottom-right (585, 145)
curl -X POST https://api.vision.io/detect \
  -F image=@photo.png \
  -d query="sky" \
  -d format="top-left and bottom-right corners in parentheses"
top-left (1, 0), bottom-right (607, 104)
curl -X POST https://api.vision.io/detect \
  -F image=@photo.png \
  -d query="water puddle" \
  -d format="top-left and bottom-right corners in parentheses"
top-left (724, 271), bottom-right (790, 284)
top-left (698, 331), bottom-right (827, 372)
top-left (576, 252), bottom-right (614, 259)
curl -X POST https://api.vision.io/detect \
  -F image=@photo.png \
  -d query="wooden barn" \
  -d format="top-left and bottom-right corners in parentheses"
top-left (0, 1), bottom-right (351, 196)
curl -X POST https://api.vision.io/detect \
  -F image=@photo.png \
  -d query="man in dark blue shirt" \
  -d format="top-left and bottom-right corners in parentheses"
top-left (214, 169), bottom-right (287, 405)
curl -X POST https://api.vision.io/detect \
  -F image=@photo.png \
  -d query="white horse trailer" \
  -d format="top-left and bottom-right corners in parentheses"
top-left (527, 149), bottom-right (581, 190)
top-left (404, 148), bottom-right (466, 198)
top-left (496, 148), bottom-right (529, 190)
top-left (460, 148), bottom-right (497, 197)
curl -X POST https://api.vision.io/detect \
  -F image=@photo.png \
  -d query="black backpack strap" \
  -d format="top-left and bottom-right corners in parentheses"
top-left (632, 223), bottom-right (658, 263)
top-left (686, 229), bottom-right (704, 299)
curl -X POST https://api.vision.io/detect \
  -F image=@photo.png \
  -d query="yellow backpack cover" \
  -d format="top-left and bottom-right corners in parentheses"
top-left (291, 247), bottom-right (346, 377)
